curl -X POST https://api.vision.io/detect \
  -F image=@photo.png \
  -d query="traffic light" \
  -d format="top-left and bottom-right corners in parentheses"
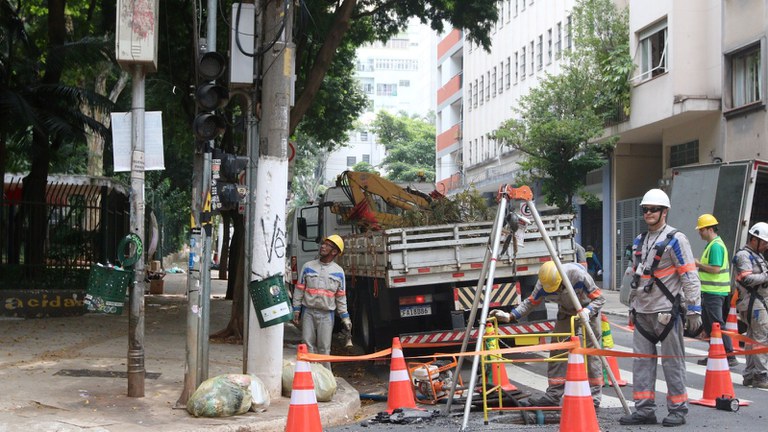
top-left (211, 148), bottom-right (248, 212)
top-left (193, 52), bottom-right (230, 141)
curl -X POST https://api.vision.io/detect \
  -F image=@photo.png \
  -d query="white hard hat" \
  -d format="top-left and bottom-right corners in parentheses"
top-left (748, 222), bottom-right (768, 242)
top-left (641, 188), bottom-right (671, 208)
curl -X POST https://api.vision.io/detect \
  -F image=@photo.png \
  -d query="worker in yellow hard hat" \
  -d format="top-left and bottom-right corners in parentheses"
top-left (695, 214), bottom-right (737, 367)
top-left (292, 233), bottom-right (349, 370)
top-left (490, 260), bottom-right (605, 409)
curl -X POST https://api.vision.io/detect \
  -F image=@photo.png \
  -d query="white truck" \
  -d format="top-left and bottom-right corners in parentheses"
top-left (289, 174), bottom-right (578, 352)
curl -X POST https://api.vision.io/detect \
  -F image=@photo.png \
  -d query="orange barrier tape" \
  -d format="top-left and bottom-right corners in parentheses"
top-left (300, 347), bottom-right (392, 363)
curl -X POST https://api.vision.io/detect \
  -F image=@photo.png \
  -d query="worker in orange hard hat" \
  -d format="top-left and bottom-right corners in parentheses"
top-left (490, 260), bottom-right (605, 409)
top-left (292, 234), bottom-right (349, 370)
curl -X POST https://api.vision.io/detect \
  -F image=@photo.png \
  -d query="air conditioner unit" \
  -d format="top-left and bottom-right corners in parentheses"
top-left (115, 0), bottom-right (159, 72)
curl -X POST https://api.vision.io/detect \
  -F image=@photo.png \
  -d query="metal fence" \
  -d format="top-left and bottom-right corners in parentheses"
top-left (1, 176), bottom-right (130, 290)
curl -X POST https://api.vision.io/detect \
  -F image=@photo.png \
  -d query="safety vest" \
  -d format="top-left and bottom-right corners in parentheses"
top-left (699, 236), bottom-right (730, 294)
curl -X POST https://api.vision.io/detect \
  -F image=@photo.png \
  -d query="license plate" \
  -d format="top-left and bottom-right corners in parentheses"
top-left (400, 305), bottom-right (432, 318)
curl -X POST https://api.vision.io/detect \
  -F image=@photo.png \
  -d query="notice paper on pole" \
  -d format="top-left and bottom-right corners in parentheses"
top-left (110, 111), bottom-right (165, 172)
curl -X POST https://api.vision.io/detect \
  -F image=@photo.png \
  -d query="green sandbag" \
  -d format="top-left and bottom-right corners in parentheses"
top-left (187, 374), bottom-right (252, 417)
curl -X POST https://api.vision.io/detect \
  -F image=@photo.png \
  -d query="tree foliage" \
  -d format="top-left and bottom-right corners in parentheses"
top-left (372, 110), bottom-right (436, 182)
top-left (491, 0), bottom-right (628, 213)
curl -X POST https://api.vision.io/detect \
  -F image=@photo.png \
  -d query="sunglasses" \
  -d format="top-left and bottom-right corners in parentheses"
top-left (641, 206), bottom-right (664, 214)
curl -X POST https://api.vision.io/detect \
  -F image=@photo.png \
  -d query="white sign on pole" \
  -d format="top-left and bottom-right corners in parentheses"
top-left (110, 111), bottom-right (165, 172)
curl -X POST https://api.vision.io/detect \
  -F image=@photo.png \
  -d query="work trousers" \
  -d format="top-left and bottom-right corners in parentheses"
top-left (632, 312), bottom-right (688, 417)
top-left (740, 306), bottom-right (768, 381)
top-left (545, 312), bottom-right (603, 407)
top-left (701, 292), bottom-right (734, 355)
top-left (301, 307), bottom-right (335, 370)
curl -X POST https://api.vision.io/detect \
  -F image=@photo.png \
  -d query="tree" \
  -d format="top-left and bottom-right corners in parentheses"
top-left (490, 0), bottom-right (628, 213)
top-left (373, 111), bottom-right (436, 182)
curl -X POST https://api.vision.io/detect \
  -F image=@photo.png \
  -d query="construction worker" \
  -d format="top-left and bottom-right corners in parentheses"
top-left (292, 234), bottom-right (351, 370)
top-left (575, 243), bottom-right (588, 269)
top-left (490, 261), bottom-right (605, 409)
top-left (585, 245), bottom-right (603, 280)
top-left (733, 222), bottom-right (768, 388)
top-left (695, 214), bottom-right (737, 367)
top-left (620, 189), bottom-right (701, 427)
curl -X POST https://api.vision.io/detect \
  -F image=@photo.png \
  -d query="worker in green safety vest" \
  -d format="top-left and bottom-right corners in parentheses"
top-left (695, 214), bottom-right (737, 367)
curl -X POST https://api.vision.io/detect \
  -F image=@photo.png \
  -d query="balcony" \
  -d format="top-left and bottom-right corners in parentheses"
top-left (436, 124), bottom-right (461, 152)
top-left (437, 74), bottom-right (462, 107)
top-left (437, 29), bottom-right (462, 60)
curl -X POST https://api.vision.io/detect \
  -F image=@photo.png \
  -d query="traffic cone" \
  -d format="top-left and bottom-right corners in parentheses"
top-left (286, 344), bottom-right (322, 432)
top-left (560, 336), bottom-right (600, 432)
top-left (387, 337), bottom-right (419, 413)
top-left (725, 294), bottom-right (743, 351)
top-left (601, 315), bottom-right (627, 386)
top-left (484, 322), bottom-right (518, 392)
top-left (691, 323), bottom-right (750, 408)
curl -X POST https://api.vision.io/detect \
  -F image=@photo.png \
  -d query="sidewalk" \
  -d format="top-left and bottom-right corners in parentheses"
top-left (0, 271), bottom-right (360, 432)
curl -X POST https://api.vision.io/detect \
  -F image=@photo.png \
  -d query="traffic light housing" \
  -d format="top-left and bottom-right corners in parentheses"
top-left (193, 52), bottom-right (229, 141)
top-left (211, 148), bottom-right (248, 212)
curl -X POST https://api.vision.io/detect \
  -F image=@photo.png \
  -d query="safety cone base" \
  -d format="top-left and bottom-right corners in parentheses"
top-left (690, 397), bottom-right (750, 408)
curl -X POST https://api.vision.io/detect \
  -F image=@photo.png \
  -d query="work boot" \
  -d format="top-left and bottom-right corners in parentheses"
top-left (728, 357), bottom-right (739, 368)
top-left (619, 412), bottom-right (657, 425)
top-left (743, 376), bottom-right (753, 387)
top-left (661, 412), bottom-right (686, 427)
top-left (753, 376), bottom-right (768, 389)
top-left (697, 358), bottom-right (708, 366)
top-left (527, 394), bottom-right (558, 407)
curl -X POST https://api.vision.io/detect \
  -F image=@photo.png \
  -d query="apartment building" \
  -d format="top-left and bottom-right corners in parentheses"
top-left (324, 20), bottom-right (438, 183)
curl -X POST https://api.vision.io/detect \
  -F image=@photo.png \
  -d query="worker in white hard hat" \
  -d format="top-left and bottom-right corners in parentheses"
top-left (292, 234), bottom-right (350, 370)
top-left (490, 261), bottom-right (605, 409)
top-left (733, 222), bottom-right (768, 388)
top-left (620, 189), bottom-right (701, 427)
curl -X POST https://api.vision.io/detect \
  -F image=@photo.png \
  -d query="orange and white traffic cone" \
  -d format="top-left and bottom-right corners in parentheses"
top-left (560, 336), bottom-right (599, 432)
top-left (725, 294), bottom-right (743, 351)
top-left (691, 323), bottom-right (750, 408)
top-left (286, 344), bottom-right (322, 432)
top-left (387, 337), bottom-right (419, 413)
top-left (485, 322), bottom-right (518, 392)
top-left (601, 315), bottom-right (627, 387)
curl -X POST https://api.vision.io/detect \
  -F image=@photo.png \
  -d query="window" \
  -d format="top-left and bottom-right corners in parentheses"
top-left (566, 15), bottom-right (572, 50)
top-left (505, 57), bottom-right (511, 88)
top-left (376, 83), bottom-right (398, 96)
top-left (521, 0), bottom-right (525, 12)
top-left (514, 0), bottom-right (519, 16)
top-left (637, 20), bottom-right (668, 81)
top-left (479, 76), bottom-right (484, 105)
top-left (492, 67), bottom-right (497, 96)
top-left (520, 48), bottom-right (526, 80)
top-left (360, 78), bottom-right (374, 95)
top-left (547, 29), bottom-right (553, 64)
top-left (506, 0), bottom-right (511, 21)
top-left (360, 131), bottom-right (368, 141)
top-left (467, 82), bottom-right (472, 112)
top-left (399, 80), bottom-right (410, 87)
top-left (362, 154), bottom-right (370, 164)
top-left (499, 2), bottom-right (504, 27)
top-left (473, 79), bottom-right (478, 108)
top-left (486, 71), bottom-right (491, 100)
top-left (537, 35), bottom-right (543, 70)
top-left (556, 22), bottom-right (562, 59)
top-left (347, 156), bottom-right (356, 166)
top-left (529, 41), bottom-right (534, 75)
top-left (514, 52), bottom-right (519, 83)
top-left (670, 140), bottom-right (699, 168)
top-left (499, 61), bottom-right (505, 92)
top-left (730, 44), bottom-right (762, 108)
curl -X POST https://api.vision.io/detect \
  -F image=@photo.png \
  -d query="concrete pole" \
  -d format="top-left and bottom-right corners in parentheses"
top-left (128, 63), bottom-right (146, 397)
top-left (247, 0), bottom-right (293, 397)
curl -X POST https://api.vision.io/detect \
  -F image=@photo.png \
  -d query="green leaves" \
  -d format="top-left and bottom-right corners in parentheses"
top-left (372, 110), bottom-right (436, 182)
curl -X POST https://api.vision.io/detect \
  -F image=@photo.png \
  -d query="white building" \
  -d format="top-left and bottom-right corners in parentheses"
top-left (324, 20), bottom-right (439, 183)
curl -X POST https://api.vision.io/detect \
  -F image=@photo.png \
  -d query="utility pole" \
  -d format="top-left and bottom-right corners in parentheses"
top-left (246, 0), bottom-right (294, 397)
top-left (127, 63), bottom-right (146, 398)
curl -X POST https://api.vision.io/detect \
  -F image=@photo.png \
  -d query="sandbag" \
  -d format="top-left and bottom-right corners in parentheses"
top-left (187, 374), bottom-right (252, 417)
top-left (282, 360), bottom-right (337, 402)
top-left (249, 374), bottom-right (270, 412)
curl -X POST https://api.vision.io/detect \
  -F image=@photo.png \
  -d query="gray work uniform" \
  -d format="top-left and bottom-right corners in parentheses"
top-left (292, 259), bottom-right (348, 370)
top-left (733, 246), bottom-right (768, 382)
top-left (512, 263), bottom-right (605, 407)
top-left (628, 225), bottom-right (701, 419)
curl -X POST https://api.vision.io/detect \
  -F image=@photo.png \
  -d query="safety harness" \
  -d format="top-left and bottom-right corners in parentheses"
top-left (736, 248), bottom-right (768, 325)
top-left (631, 229), bottom-right (687, 343)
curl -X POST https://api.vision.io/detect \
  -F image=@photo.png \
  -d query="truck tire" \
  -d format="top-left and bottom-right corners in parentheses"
top-left (351, 283), bottom-right (377, 353)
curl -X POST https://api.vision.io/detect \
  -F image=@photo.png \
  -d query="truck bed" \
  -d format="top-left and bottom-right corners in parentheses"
top-left (340, 214), bottom-right (576, 288)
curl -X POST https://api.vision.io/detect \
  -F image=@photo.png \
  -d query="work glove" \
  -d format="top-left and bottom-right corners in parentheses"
top-left (597, 270), bottom-right (603, 277)
top-left (489, 309), bottom-right (515, 323)
top-left (342, 317), bottom-right (352, 331)
top-left (292, 311), bottom-right (301, 326)
top-left (686, 313), bottom-right (702, 335)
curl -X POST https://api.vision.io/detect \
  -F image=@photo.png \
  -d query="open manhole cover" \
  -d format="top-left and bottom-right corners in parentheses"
top-left (54, 369), bottom-right (161, 379)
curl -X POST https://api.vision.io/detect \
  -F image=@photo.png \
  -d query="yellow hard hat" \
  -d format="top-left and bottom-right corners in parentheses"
top-left (539, 261), bottom-right (562, 293)
top-left (324, 234), bottom-right (344, 254)
top-left (696, 214), bottom-right (719, 230)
